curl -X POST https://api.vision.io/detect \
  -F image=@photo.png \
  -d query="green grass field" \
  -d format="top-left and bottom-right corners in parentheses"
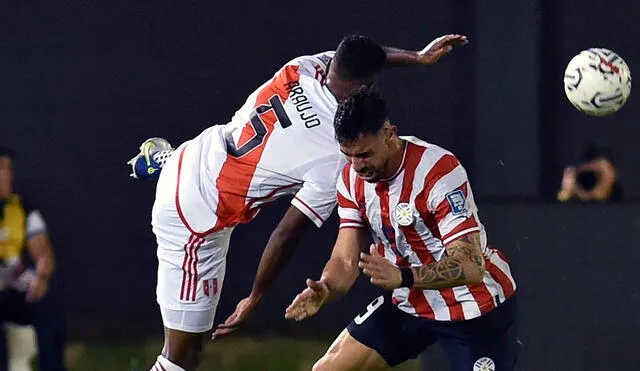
top-left (64, 337), bottom-right (421, 370)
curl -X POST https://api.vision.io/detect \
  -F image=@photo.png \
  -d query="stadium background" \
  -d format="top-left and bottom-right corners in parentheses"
top-left (2, 1), bottom-right (639, 370)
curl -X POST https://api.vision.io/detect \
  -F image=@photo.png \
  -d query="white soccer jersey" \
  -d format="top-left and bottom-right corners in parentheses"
top-left (152, 52), bottom-right (344, 325)
top-left (173, 51), bottom-right (343, 235)
top-left (337, 137), bottom-right (516, 322)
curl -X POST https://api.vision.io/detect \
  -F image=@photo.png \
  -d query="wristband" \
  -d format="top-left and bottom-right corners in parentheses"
top-left (400, 268), bottom-right (414, 288)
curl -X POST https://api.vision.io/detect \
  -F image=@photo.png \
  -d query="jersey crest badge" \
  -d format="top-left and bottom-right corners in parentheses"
top-left (394, 203), bottom-right (415, 226)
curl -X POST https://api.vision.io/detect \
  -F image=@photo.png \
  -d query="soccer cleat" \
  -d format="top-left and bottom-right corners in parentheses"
top-left (127, 137), bottom-right (174, 179)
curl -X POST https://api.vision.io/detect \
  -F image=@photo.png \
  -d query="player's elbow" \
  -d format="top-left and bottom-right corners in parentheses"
top-left (467, 269), bottom-right (484, 285)
top-left (322, 255), bottom-right (359, 297)
top-left (463, 258), bottom-right (485, 285)
top-left (268, 207), bottom-right (314, 249)
top-left (330, 255), bottom-right (359, 287)
top-left (268, 225), bottom-right (305, 252)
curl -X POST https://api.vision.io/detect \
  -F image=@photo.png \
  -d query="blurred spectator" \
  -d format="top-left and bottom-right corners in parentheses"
top-left (556, 143), bottom-right (622, 202)
top-left (0, 146), bottom-right (66, 371)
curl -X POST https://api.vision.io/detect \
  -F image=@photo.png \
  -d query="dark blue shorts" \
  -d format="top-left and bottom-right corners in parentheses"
top-left (347, 294), bottom-right (518, 370)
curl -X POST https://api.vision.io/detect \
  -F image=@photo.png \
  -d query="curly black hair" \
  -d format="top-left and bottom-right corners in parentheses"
top-left (333, 35), bottom-right (387, 82)
top-left (334, 88), bottom-right (388, 144)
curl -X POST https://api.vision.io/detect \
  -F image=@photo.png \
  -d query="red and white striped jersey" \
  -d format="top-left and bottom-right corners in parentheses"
top-left (173, 51), bottom-right (345, 234)
top-left (337, 136), bottom-right (516, 321)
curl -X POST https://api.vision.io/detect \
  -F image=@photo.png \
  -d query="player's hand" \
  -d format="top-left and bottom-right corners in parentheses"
top-left (284, 278), bottom-right (329, 321)
top-left (212, 295), bottom-right (260, 340)
top-left (557, 167), bottom-right (577, 201)
top-left (359, 245), bottom-right (402, 290)
top-left (561, 167), bottom-right (577, 191)
top-left (417, 34), bottom-right (468, 64)
top-left (26, 276), bottom-right (49, 302)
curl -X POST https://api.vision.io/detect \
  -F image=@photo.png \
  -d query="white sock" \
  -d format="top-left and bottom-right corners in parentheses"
top-left (152, 150), bottom-right (173, 168)
top-left (150, 355), bottom-right (187, 371)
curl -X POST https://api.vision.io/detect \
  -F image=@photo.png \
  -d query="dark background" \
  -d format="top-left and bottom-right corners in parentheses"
top-left (2, 1), bottom-right (639, 370)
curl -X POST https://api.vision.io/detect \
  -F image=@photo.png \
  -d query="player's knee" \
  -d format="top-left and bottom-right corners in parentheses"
top-left (312, 349), bottom-right (341, 371)
top-left (312, 356), bottom-right (331, 371)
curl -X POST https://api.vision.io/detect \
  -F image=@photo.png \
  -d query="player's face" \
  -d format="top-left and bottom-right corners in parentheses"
top-left (340, 126), bottom-right (393, 183)
top-left (0, 156), bottom-right (13, 198)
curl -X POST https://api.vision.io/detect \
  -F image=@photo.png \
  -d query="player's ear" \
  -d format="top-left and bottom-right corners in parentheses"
top-left (383, 121), bottom-right (396, 143)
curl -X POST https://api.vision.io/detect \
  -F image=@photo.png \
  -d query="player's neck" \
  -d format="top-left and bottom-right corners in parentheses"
top-left (325, 71), bottom-right (356, 101)
top-left (379, 138), bottom-right (406, 182)
top-left (325, 81), bottom-right (349, 101)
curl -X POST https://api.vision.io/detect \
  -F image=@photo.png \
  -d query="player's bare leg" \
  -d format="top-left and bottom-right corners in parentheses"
top-left (151, 328), bottom-right (205, 371)
top-left (162, 327), bottom-right (206, 369)
top-left (313, 329), bottom-right (389, 371)
top-left (148, 327), bottom-right (205, 371)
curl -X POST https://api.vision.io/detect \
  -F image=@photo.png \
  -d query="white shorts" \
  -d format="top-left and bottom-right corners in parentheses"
top-left (152, 138), bottom-right (234, 333)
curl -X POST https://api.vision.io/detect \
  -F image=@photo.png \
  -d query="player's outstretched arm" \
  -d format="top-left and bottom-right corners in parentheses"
top-left (213, 206), bottom-right (312, 338)
top-left (383, 34), bottom-right (468, 67)
top-left (284, 227), bottom-right (369, 321)
top-left (319, 227), bottom-right (369, 300)
top-left (359, 231), bottom-right (485, 290)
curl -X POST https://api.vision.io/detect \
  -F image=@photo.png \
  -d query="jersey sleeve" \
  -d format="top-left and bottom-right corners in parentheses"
top-left (336, 165), bottom-right (366, 230)
top-left (425, 155), bottom-right (480, 245)
top-left (21, 197), bottom-right (47, 238)
top-left (291, 158), bottom-right (342, 228)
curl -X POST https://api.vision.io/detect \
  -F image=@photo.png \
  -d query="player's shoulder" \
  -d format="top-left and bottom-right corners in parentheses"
top-left (402, 136), bottom-right (457, 159)
top-left (282, 51), bottom-right (334, 77)
top-left (338, 161), bottom-right (358, 187)
top-left (402, 136), bottom-right (463, 179)
top-left (287, 51), bottom-right (334, 67)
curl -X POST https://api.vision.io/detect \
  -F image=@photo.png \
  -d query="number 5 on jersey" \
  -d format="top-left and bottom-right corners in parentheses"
top-left (225, 95), bottom-right (293, 158)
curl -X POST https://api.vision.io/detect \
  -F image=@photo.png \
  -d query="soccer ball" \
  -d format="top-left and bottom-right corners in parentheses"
top-left (563, 48), bottom-right (631, 116)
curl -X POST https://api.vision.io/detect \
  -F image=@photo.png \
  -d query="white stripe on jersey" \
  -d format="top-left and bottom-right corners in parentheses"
top-left (336, 173), bottom-right (366, 227)
top-left (452, 286), bottom-right (482, 320)
top-left (385, 179), bottom-right (402, 262)
top-left (409, 208), bottom-right (446, 260)
top-left (392, 176), bottom-right (423, 267)
top-left (336, 173), bottom-right (351, 202)
top-left (340, 223), bottom-right (366, 229)
top-left (427, 165), bottom-right (468, 211)
top-left (426, 290), bottom-right (451, 321)
top-left (394, 288), bottom-right (417, 315)
top-left (338, 209), bottom-right (364, 222)
top-left (482, 271), bottom-right (502, 308)
top-left (442, 226), bottom-right (481, 245)
top-left (363, 179), bottom-right (380, 230)
top-left (488, 250), bottom-right (517, 302)
top-left (406, 140), bottom-right (449, 260)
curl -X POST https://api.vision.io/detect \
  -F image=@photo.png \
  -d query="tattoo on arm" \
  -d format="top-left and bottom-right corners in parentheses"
top-left (446, 233), bottom-right (485, 275)
top-left (411, 232), bottom-right (485, 289)
top-left (413, 260), bottom-right (466, 289)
